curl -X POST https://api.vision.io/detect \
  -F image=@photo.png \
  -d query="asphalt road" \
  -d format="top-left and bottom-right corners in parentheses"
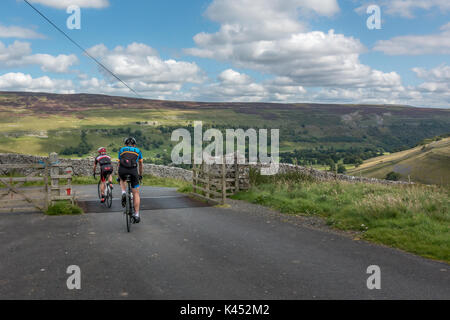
top-left (0, 185), bottom-right (448, 299)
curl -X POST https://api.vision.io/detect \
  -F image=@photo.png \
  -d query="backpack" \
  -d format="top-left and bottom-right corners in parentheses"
top-left (120, 152), bottom-right (138, 168)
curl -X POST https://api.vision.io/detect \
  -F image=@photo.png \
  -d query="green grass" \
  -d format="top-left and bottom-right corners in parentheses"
top-left (141, 175), bottom-right (190, 189)
top-left (177, 184), bottom-right (193, 193)
top-left (72, 176), bottom-right (97, 185)
top-left (45, 201), bottom-right (83, 215)
top-left (232, 170), bottom-right (450, 262)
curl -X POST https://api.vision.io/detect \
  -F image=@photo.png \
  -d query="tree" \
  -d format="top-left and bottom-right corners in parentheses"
top-left (355, 158), bottom-right (363, 167)
top-left (327, 159), bottom-right (336, 172)
top-left (337, 164), bottom-right (347, 174)
top-left (385, 171), bottom-right (402, 181)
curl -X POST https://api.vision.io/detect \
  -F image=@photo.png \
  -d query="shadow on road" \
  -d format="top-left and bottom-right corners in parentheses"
top-left (78, 195), bottom-right (210, 213)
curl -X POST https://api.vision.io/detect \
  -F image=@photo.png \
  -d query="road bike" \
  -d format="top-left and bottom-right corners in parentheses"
top-left (123, 174), bottom-right (135, 232)
top-left (96, 174), bottom-right (113, 208)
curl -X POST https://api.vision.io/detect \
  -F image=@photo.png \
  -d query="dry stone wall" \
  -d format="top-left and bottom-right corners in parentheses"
top-left (253, 163), bottom-right (411, 185)
top-left (0, 153), bottom-right (192, 181)
top-left (0, 153), bottom-right (411, 185)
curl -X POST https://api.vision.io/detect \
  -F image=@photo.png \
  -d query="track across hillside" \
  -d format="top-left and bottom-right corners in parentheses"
top-left (348, 137), bottom-right (450, 185)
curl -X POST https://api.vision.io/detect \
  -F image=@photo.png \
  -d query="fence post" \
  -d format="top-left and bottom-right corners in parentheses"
top-left (192, 163), bottom-right (197, 194)
top-left (49, 152), bottom-right (59, 204)
top-left (221, 161), bottom-right (226, 205)
top-left (44, 159), bottom-right (49, 210)
top-left (206, 163), bottom-right (210, 201)
top-left (234, 154), bottom-right (239, 193)
top-left (66, 166), bottom-right (73, 204)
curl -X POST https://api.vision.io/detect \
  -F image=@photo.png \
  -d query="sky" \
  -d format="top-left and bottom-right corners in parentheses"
top-left (0, 0), bottom-right (449, 107)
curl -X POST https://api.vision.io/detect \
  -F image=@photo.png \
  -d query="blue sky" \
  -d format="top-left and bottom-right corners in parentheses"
top-left (0, 0), bottom-right (449, 107)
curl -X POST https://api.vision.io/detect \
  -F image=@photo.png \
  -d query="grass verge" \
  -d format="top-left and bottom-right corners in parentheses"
top-left (45, 201), bottom-right (83, 216)
top-left (232, 170), bottom-right (450, 262)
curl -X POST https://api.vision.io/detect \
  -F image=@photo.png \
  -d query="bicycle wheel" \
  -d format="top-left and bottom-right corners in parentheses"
top-left (97, 180), bottom-right (101, 199)
top-left (125, 191), bottom-right (131, 232)
top-left (106, 184), bottom-right (113, 208)
top-left (129, 190), bottom-right (134, 225)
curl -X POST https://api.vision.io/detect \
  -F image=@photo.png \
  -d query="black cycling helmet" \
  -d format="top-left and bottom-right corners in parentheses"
top-left (124, 137), bottom-right (136, 146)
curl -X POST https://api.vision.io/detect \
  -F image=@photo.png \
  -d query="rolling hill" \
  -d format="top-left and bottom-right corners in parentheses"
top-left (0, 91), bottom-right (449, 171)
top-left (347, 137), bottom-right (450, 185)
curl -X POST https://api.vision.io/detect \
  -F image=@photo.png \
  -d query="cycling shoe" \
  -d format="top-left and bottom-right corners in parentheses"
top-left (121, 193), bottom-right (126, 207)
top-left (132, 214), bottom-right (140, 223)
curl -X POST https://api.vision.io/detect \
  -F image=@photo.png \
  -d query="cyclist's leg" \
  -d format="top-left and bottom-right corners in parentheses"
top-left (100, 172), bottom-right (106, 196)
top-left (130, 172), bottom-right (140, 220)
top-left (119, 179), bottom-right (127, 193)
top-left (107, 173), bottom-right (114, 190)
top-left (118, 167), bottom-right (128, 207)
top-left (118, 167), bottom-right (127, 193)
top-left (132, 186), bottom-right (140, 214)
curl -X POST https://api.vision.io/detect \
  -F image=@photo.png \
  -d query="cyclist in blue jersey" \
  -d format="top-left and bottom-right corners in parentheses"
top-left (118, 137), bottom-right (143, 223)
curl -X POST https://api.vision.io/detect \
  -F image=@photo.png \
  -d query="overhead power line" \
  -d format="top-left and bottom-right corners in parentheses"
top-left (23, 0), bottom-right (142, 99)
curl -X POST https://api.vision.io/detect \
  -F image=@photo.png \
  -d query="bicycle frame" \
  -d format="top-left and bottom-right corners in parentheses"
top-left (97, 175), bottom-right (113, 208)
top-left (124, 175), bottom-right (135, 232)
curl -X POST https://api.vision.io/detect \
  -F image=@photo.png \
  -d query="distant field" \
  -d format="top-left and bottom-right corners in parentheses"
top-left (348, 137), bottom-right (450, 185)
top-left (0, 91), bottom-right (449, 170)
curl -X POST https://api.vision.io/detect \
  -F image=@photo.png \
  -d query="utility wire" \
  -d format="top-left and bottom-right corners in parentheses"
top-left (23, 0), bottom-right (171, 122)
top-left (23, 0), bottom-right (142, 98)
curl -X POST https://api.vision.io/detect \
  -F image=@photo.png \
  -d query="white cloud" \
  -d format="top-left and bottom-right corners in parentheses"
top-left (191, 67), bottom-right (448, 107)
top-left (187, 0), bottom-right (401, 89)
top-left (311, 87), bottom-right (407, 105)
top-left (202, 0), bottom-right (339, 41)
top-left (188, 0), bottom-right (340, 62)
top-left (0, 72), bottom-right (74, 93)
top-left (194, 69), bottom-right (266, 102)
top-left (218, 69), bottom-right (253, 85)
top-left (88, 43), bottom-right (204, 84)
top-left (29, 0), bottom-right (109, 9)
top-left (0, 40), bottom-right (78, 73)
top-left (377, 0), bottom-right (450, 18)
top-left (413, 64), bottom-right (450, 101)
top-left (78, 76), bottom-right (197, 101)
top-left (413, 64), bottom-right (450, 82)
top-left (85, 42), bottom-right (205, 97)
top-left (182, 0), bottom-right (450, 106)
top-left (207, 0), bottom-right (339, 22)
top-left (309, 64), bottom-right (450, 107)
top-left (192, 69), bottom-right (307, 102)
top-left (24, 54), bottom-right (78, 73)
top-left (373, 22), bottom-right (450, 55)
top-left (0, 24), bottom-right (44, 39)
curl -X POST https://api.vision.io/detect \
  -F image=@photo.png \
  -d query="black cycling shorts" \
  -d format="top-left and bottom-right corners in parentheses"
top-left (118, 166), bottom-right (140, 189)
top-left (100, 165), bottom-right (113, 182)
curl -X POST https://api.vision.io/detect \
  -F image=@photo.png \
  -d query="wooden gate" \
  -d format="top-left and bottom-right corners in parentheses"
top-left (0, 153), bottom-right (75, 213)
top-left (0, 163), bottom-right (49, 213)
top-left (192, 154), bottom-right (250, 205)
